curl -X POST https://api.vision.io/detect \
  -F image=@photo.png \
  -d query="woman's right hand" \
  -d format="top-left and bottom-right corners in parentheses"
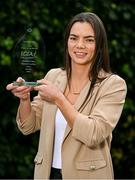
top-left (6, 77), bottom-right (33, 100)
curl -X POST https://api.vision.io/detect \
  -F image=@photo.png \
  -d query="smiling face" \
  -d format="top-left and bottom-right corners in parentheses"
top-left (67, 22), bottom-right (96, 68)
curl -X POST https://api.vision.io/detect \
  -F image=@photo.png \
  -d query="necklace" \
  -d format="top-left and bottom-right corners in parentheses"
top-left (66, 85), bottom-right (81, 95)
top-left (70, 85), bottom-right (81, 95)
top-left (71, 91), bottom-right (80, 95)
top-left (70, 78), bottom-right (89, 95)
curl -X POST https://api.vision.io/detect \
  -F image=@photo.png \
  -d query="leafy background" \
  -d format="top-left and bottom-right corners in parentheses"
top-left (0, 0), bottom-right (135, 179)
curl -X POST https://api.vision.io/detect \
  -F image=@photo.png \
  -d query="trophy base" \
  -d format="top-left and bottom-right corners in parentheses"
top-left (13, 81), bottom-right (42, 86)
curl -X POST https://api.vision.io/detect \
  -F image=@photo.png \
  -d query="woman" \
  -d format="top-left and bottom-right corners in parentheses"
top-left (6, 12), bottom-right (127, 179)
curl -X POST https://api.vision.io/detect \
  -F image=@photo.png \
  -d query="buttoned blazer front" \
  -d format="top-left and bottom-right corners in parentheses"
top-left (17, 68), bottom-right (127, 179)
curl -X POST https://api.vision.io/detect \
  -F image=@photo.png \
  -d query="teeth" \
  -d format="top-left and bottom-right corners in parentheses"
top-left (75, 52), bottom-right (86, 58)
top-left (75, 52), bottom-right (85, 55)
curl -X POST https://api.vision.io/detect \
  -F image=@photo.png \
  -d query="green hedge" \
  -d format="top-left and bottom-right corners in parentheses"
top-left (0, 0), bottom-right (135, 179)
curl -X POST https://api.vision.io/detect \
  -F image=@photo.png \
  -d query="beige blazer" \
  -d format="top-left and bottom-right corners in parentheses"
top-left (17, 68), bottom-right (127, 179)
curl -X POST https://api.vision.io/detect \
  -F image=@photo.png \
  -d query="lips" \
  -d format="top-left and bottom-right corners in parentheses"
top-left (74, 52), bottom-right (87, 58)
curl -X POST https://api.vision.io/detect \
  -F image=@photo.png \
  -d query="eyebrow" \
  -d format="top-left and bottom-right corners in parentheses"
top-left (69, 34), bottom-right (95, 38)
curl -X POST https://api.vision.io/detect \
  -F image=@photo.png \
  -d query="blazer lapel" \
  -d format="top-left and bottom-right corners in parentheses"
top-left (74, 80), bottom-right (91, 111)
top-left (60, 70), bottom-right (110, 143)
top-left (63, 73), bottom-right (111, 142)
top-left (63, 80), bottom-right (92, 142)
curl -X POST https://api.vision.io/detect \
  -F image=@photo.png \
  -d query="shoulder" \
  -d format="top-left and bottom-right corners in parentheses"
top-left (99, 73), bottom-right (127, 97)
top-left (45, 68), bottom-right (66, 82)
top-left (102, 74), bottom-right (126, 88)
top-left (98, 69), bottom-right (127, 89)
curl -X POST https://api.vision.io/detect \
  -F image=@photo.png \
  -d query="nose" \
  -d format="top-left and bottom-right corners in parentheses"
top-left (76, 39), bottom-right (85, 48)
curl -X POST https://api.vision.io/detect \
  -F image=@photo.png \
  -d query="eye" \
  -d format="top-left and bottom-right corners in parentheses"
top-left (69, 36), bottom-right (77, 41)
top-left (86, 38), bottom-right (95, 43)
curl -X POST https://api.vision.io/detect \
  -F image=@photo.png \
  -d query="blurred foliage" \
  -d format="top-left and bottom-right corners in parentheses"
top-left (0, 0), bottom-right (135, 179)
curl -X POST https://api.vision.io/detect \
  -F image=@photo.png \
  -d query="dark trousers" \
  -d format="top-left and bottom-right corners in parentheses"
top-left (50, 167), bottom-right (62, 180)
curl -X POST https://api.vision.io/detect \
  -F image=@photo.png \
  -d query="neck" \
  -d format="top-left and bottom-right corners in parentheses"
top-left (69, 65), bottom-right (90, 95)
top-left (71, 64), bottom-right (90, 82)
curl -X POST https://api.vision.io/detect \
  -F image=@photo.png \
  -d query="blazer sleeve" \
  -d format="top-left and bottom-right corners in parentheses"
top-left (16, 95), bottom-right (44, 135)
top-left (72, 75), bottom-right (127, 148)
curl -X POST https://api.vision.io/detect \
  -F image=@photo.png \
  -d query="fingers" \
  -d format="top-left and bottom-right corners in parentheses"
top-left (37, 79), bottom-right (51, 85)
top-left (6, 83), bottom-right (14, 90)
top-left (12, 86), bottom-right (32, 99)
top-left (34, 84), bottom-right (47, 91)
top-left (6, 77), bottom-right (33, 100)
top-left (34, 79), bottom-right (49, 91)
top-left (6, 77), bottom-right (25, 91)
top-left (16, 77), bottom-right (25, 83)
top-left (13, 89), bottom-right (30, 99)
top-left (12, 86), bottom-right (31, 94)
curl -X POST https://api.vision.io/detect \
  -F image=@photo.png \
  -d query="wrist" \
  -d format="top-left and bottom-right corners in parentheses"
top-left (20, 93), bottom-right (30, 101)
top-left (55, 91), bottom-right (65, 108)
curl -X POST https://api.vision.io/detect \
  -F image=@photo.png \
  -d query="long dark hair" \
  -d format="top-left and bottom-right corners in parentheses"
top-left (64, 12), bottom-right (112, 110)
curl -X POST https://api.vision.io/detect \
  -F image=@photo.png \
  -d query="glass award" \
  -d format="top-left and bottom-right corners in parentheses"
top-left (13, 26), bottom-right (45, 86)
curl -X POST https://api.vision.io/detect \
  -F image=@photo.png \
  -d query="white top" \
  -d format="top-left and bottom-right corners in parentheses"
top-left (52, 108), bottom-right (67, 169)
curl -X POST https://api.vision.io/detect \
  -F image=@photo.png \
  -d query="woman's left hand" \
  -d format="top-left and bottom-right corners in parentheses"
top-left (34, 79), bottom-right (62, 103)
